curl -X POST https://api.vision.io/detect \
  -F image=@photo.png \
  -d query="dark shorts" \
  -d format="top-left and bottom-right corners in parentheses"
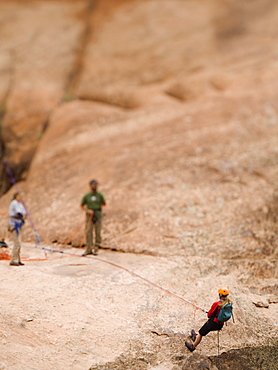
top-left (199, 318), bottom-right (223, 336)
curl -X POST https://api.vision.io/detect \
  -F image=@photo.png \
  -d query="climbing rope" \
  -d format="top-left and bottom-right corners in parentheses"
top-left (17, 242), bottom-right (207, 313)
top-left (62, 219), bottom-right (85, 246)
top-left (92, 254), bottom-right (207, 313)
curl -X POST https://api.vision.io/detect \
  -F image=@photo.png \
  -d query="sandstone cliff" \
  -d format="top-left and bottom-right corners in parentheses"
top-left (0, 1), bottom-right (277, 369)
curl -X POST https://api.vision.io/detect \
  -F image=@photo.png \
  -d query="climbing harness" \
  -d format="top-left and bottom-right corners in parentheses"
top-left (13, 219), bottom-right (25, 235)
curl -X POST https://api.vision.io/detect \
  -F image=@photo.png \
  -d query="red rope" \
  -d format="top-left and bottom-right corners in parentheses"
top-left (62, 220), bottom-right (85, 246)
top-left (87, 254), bottom-right (207, 313)
top-left (17, 243), bottom-right (207, 313)
top-left (21, 256), bottom-right (66, 262)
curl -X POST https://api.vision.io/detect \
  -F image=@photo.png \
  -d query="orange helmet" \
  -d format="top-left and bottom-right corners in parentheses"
top-left (218, 287), bottom-right (229, 296)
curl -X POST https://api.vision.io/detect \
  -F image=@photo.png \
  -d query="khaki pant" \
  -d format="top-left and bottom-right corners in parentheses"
top-left (85, 214), bottom-right (102, 254)
top-left (10, 229), bottom-right (22, 264)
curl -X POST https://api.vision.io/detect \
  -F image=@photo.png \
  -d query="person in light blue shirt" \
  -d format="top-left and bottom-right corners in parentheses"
top-left (8, 191), bottom-right (27, 266)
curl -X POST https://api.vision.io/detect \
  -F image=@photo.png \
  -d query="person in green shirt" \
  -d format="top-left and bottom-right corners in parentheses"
top-left (80, 180), bottom-right (106, 255)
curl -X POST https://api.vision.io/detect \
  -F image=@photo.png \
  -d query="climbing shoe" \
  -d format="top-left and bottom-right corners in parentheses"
top-left (18, 262), bottom-right (25, 266)
top-left (191, 329), bottom-right (197, 341)
top-left (185, 341), bottom-right (195, 352)
top-left (10, 262), bottom-right (20, 266)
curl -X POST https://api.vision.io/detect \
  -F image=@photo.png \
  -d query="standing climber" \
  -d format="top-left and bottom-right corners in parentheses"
top-left (185, 287), bottom-right (232, 352)
top-left (8, 191), bottom-right (27, 266)
top-left (80, 180), bottom-right (106, 256)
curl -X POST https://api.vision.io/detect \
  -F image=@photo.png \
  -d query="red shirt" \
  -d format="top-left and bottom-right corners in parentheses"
top-left (207, 300), bottom-right (223, 324)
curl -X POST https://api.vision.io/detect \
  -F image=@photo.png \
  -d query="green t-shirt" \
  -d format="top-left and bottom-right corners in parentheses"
top-left (81, 191), bottom-right (106, 213)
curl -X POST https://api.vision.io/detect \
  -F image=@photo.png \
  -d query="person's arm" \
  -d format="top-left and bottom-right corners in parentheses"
top-left (207, 301), bottom-right (219, 318)
top-left (80, 204), bottom-right (94, 215)
top-left (80, 194), bottom-right (94, 215)
top-left (20, 202), bottom-right (28, 218)
top-left (101, 193), bottom-right (106, 206)
top-left (9, 201), bottom-right (17, 217)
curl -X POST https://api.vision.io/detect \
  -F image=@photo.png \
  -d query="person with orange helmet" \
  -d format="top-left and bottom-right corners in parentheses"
top-left (185, 287), bottom-right (232, 352)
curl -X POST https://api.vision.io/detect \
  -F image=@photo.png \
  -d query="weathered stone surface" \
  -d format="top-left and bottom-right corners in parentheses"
top-left (0, 1), bottom-right (278, 369)
top-left (75, 0), bottom-right (216, 96)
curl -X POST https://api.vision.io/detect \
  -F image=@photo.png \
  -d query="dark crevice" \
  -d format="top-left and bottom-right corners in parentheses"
top-left (0, 1), bottom-right (96, 196)
top-left (78, 95), bottom-right (138, 109)
top-left (62, 0), bottom-right (139, 111)
top-left (151, 331), bottom-right (171, 337)
top-left (64, 0), bottom-right (96, 98)
top-left (0, 50), bottom-right (16, 196)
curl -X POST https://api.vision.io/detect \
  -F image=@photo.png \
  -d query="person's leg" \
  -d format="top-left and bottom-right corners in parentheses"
top-left (193, 333), bottom-right (202, 348)
top-left (17, 231), bottom-right (24, 265)
top-left (185, 321), bottom-right (209, 352)
top-left (93, 223), bottom-right (98, 255)
top-left (10, 230), bottom-right (20, 265)
top-left (185, 333), bottom-right (202, 352)
top-left (84, 217), bottom-right (93, 254)
top-left (94, 214), bottom-right (102, 254)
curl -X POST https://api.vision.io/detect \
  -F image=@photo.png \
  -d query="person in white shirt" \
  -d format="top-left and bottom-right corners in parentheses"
top-left (8, 191), bottom-right (27, 266)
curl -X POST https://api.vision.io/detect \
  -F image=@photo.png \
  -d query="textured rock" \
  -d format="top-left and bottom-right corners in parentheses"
top-left (0, 0), bottom-right (278, 369)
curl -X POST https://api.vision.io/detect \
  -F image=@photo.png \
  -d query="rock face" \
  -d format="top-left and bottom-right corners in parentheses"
top-left (0, 0), bottom-right (88, 192)
top-left (0, 0), bottom-right (278, 369)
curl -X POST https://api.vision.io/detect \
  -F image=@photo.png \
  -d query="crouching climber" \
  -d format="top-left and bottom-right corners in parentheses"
top-left (8, 191), bottom-right (27, 266)
top-left (185, 287), bottom-right (233, 352)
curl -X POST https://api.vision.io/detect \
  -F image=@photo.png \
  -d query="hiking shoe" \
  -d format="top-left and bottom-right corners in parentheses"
top-left (82, 251), bottom-right (93, 256)
top-left (18, 262), bottom-right (25, 266)
top-left (185, 341), bottom-right (195, 352)
top-left (191, 329), bottom-right (197, 341)
top-left (10, 262), bottom-right (20, 266)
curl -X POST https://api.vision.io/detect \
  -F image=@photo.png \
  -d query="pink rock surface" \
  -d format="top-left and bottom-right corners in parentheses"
top-left (0, 1), bottom-right (278, 369)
